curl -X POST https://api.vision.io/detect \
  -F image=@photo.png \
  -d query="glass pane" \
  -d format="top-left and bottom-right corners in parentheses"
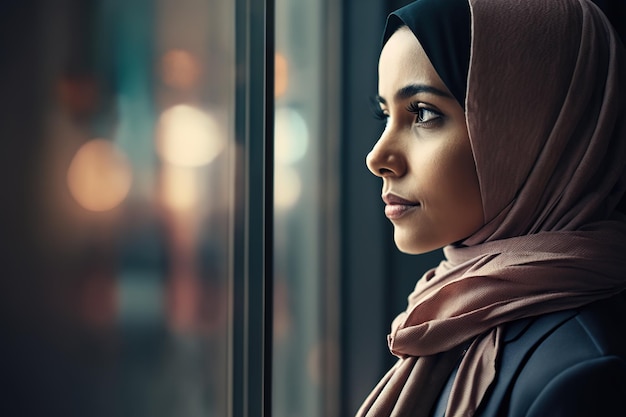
top-left (2, 1), bottom-right (234, 416)
top-left (274, 0), bottom-right (340, 415)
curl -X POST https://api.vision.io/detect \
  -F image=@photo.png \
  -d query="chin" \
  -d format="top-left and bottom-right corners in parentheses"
top-left (393, 233), bottom-right (440, 255)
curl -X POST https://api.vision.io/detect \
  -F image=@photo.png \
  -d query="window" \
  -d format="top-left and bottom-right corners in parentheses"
top-left (273, 0), bottom-right (341, 415)
top-left (2, 0), bottom-right (236, 415)
top-left (1, 0), bottom-right (340, 416)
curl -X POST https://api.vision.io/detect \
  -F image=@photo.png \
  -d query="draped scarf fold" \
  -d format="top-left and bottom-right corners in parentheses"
top-left (357, 0), bottom-right (626, 416)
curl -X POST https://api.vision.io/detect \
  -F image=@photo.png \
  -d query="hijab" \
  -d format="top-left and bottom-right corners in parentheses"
top-left (357, 0), bottom-right (626, 416)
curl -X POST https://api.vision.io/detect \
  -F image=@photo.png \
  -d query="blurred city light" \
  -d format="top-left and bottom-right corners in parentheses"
top-left (275, 52), bottom-right (289, 98)
top-left (274, 107), bottom-right (308, 165)
top-left (274, 164), bottom-right (301, 209)
top-left (161, 49), bottom-right (201, 90)
top-left (66, 138), bottom-right (133, 212)
top-left (160, 163), bottom-right (198, 212)
top-left (156, 104), bottom-right (225, 167)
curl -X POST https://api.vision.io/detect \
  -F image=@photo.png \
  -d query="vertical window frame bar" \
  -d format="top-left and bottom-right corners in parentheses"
top-left (230, 0), bottom-right (274, 415)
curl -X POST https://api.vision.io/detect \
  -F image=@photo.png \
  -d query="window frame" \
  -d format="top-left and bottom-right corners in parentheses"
top-left (230, 0), bottom-right (275, 415)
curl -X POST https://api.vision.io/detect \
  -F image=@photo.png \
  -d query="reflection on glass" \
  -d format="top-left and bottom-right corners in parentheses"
top-left (8, 0), bottom-right (234, 416)
top-left (274, 0), bottom-right (339, 414)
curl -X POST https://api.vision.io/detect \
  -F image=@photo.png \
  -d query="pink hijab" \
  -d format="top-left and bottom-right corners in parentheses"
top-left (357, 0), bottom-right (626, 416)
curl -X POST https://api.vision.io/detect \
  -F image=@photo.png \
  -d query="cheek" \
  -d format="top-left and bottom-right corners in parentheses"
top-left (425, 138), bottom-right (482, 215)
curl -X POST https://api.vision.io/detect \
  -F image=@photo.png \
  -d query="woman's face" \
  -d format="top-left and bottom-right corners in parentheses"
top-left (366, 27), bottom-right (484, 254)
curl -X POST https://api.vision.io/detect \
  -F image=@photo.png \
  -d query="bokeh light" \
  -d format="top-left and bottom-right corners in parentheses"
top-left (57, 75), bottom-right (99, 117)
top-left (161, 49), bottom-right (201, 90)
top-left (67, 139), bottom-right (133, 212)
top-left (274, 107), bottom-right (308, 165)
top-left (156, 104), bottom-right (225, 167)
top-left (274, 164), bottom-right (302, 209)
top-left (160, 164), bottom-right (198, 212)
top-left (275, 52), bottom-right (289, 97)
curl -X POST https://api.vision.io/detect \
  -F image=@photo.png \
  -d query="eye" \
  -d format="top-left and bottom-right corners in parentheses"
top-left (369, 96), bottom-right (388, 121)
top-left (406, 102), bottom-right (443, 126)
top-left (372, 106), bottom-right (389, 121)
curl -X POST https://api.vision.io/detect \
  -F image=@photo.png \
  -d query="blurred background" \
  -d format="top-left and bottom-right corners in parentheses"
top-left (0, 0), bottom-right (623, 416)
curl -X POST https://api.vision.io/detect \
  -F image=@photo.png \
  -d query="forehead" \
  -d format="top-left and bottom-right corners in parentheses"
top-left (378, 27), bottom-right (445, 98)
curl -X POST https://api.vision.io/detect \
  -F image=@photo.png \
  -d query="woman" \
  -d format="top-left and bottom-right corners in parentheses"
top-left (358, 0), bottom-right (626, 416)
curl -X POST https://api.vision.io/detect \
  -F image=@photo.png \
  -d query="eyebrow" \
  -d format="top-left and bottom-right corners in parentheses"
top-left (376, 83), bottom-right (454, 105)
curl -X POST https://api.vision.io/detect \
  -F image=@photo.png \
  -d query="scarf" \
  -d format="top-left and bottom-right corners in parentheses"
top-left (357, 0), bottom-right (626, 416)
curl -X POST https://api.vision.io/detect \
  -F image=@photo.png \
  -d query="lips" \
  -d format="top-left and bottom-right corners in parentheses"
top-left (382, 193), bottom-right (420, 220)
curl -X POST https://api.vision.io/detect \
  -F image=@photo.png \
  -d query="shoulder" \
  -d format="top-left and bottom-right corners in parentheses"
top-left (501, 293), bottom-right (626, 416)
top-left (524, 356), bottom-right (626, 416)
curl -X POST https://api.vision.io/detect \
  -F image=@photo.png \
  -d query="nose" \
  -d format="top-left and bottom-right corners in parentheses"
top-left (366, 130), bottom-right (406, 178)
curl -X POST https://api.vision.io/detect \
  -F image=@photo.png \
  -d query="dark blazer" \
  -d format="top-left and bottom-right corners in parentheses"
top-left (431, 292), bottom-right (626, 416)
